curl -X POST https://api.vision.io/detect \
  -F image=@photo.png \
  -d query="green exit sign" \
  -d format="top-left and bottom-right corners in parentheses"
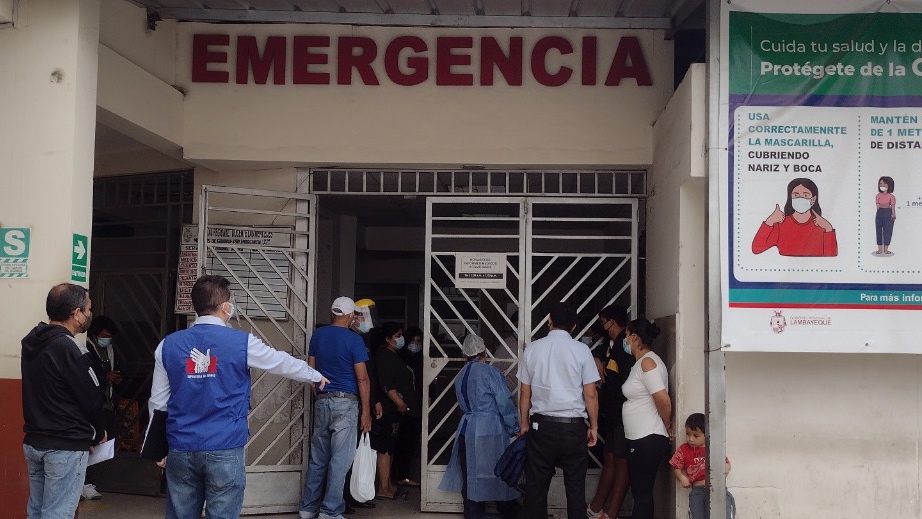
top-left (71, 233), bottom-right (88, 282)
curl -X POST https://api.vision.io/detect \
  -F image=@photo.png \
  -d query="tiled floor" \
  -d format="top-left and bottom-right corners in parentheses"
top-left (77, 487), bottom-right (450, 519)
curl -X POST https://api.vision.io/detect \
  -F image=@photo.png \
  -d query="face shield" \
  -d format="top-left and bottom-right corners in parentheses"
top-left (353, 298), bottom-right (378, 334)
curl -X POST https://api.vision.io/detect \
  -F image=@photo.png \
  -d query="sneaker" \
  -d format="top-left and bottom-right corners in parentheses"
top-left (81, 484), bottom-right (102, 500)
top-left (586, 507), bottom-right (603, 519)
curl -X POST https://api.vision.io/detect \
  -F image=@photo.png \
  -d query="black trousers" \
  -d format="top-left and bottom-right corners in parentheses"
top-left (626, 434), bottom-right (669, 519)
top-left (394, 414), bottom-right (422, 482)
top-left (459, 436), bottom-right (521, 519)
top-left (523, 418), bottom-right (587, 519)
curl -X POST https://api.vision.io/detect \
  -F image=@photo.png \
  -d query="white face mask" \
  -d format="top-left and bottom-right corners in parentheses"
top-left (579, 337), bottom-right (593, 346)
top-left (790, 197), bottom-right (813, 214)
top-left (880, 186), bottom-right (888, 193)
top-left (356, 321), bottom-right (372, 334)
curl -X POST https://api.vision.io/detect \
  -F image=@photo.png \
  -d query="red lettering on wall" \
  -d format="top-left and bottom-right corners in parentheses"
top-left (605, 36), bottom-right (652, 86)
top-left (582, 36), bottom-right (597, 86)
top-left (337, 36), bottom-right (380, 85)
top-left (436, 37), bottom-right (474, 86)
top-left (192, 34), bottom-right (230, 83)
top-left (292, 36), bottom-right (331, 84)
top-left (384, 36), bottom-right (429, 86)
top-left (531, 36), bottom-right (573, 87)
top-left (480, 37), bottom-right (523, 86)
top-left (236, 36), bottom-right (287, 85)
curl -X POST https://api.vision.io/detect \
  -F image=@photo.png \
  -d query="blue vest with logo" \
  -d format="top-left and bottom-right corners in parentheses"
top-left (162, 323), bottom-right (250, 451)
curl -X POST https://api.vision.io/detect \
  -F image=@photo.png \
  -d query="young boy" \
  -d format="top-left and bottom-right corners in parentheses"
top-left (669, 413), bottom-right (736, 519)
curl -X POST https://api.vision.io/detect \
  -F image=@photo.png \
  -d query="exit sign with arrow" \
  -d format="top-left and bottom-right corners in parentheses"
top-left (71, 233), bottom-right (88, 283)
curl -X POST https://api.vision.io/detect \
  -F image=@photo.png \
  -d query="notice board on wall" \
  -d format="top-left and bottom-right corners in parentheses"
top-left (719, 2), bottom-right (922, 352)
top-left (175, 224), bottom-right (291, 319)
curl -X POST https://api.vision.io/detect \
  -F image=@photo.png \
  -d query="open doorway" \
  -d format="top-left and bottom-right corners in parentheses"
top-left (308, 169), bottom-right (645, 513)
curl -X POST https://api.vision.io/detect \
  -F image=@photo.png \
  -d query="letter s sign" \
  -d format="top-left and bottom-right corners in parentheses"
top-left (1, 228), bottom-right (29, 257)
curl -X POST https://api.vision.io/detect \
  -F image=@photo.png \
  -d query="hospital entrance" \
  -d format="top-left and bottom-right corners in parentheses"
top-left (305, 168), bottom-right (646, 513)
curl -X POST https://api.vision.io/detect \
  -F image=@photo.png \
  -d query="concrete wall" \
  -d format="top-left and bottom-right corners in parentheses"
top-left (0, 1), bottom-right (101, 516)
top-left (646, 63), bottom-right (707, 519)
top-left (725, 354), bottom-right (922, 518)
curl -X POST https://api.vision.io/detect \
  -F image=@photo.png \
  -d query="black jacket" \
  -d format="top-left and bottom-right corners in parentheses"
top-left (21, 323), bottom-right (107, 450)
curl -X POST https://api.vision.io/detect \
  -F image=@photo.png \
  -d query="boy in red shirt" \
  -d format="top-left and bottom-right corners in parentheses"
top-left (669, 413), bottom-right (735, 519)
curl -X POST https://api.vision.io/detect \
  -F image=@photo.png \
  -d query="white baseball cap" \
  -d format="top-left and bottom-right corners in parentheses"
top-left (331, 296), bottom-right (356, 316)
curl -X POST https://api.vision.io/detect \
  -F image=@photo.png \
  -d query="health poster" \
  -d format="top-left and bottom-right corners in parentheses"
top-left (720, 3), bottom-right (922, 352)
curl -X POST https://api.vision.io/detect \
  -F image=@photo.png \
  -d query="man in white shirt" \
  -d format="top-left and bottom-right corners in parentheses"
top-left (517, 303), bottom-right (599, 519)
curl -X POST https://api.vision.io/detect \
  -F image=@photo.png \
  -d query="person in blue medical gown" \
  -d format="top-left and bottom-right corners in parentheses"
top-left (439, 334), bottom-right (522, 519)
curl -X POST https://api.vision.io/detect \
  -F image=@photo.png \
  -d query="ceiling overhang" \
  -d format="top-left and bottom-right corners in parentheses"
top-left (130, 0), bottom-right (704, 34)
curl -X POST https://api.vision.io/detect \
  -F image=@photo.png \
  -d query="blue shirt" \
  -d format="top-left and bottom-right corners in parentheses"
top-left (308, 325), bottom-right (368, 394)
top-left (518, 329), bottom-right (600, 418)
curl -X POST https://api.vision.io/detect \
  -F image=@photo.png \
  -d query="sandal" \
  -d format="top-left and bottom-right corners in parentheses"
top-left (375, 489), bottom-right (409, 500)
top-left (397, 479), bottom-right (421, 487)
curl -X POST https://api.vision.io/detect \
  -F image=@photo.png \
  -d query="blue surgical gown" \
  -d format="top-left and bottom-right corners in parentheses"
top-left (438, 360), bottom-right (521, 502)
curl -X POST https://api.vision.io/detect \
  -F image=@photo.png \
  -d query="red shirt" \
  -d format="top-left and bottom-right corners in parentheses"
top-left (751, 217), bottom-right (837, 257)
top-left (669, 443), bottom-right (729, 483)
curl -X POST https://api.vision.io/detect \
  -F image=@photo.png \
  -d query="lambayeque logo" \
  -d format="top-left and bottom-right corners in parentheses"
top-left (770, 310), bottom-right (832, 333)
top-left (770, 311), bottom-right (787, 333)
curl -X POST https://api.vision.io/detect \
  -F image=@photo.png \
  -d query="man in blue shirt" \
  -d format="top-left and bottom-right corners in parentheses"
top-left (148, 275), bottom-right (328, 519)
top-left (518, 303), bottom-right (600, 519)
top-left (299, 297), bottom-right (373, 519)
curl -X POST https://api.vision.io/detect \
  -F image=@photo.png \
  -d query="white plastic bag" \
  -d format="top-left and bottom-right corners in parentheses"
top-left (350, 432), bottom-right (376, 503)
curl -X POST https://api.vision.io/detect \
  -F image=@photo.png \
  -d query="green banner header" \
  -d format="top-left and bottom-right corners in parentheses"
top-left (730, 11), bottom-right (922, 96)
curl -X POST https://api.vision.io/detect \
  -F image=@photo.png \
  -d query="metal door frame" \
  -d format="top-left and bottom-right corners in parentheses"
top-left (199, 185), bottom-right (317, 515)
top-left (422, 196), bottom-right (638, 512)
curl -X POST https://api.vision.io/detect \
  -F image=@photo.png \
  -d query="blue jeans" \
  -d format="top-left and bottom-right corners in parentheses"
top-left (299, 397), bottom-right (359, 519)
top-left (689, 486), bottom-right (736, 519)
top-left (164, 447), bottom-right (246, 519)
top-left (23, 444), bottom-right (88, 519)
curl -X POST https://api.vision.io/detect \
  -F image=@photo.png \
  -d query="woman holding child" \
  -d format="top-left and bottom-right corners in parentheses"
top-left (621, 318), bottom-right (672, 519)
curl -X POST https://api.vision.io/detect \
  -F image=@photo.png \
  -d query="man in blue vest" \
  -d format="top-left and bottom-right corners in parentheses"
top-left (148, 275), bottom-right (329, 519)
top-left (299, 296), bottom-right (373, 519)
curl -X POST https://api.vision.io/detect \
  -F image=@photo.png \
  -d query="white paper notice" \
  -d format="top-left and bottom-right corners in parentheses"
top-left (88, 439), bottom-right (115, 466)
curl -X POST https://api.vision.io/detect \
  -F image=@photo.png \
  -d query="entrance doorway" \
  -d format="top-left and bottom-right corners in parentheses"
top-left (307, 169), bottom-right (644, 513)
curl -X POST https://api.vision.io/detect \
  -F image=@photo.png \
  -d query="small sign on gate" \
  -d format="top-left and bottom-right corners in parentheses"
top-left (454, 253), bottom-right (506, 289)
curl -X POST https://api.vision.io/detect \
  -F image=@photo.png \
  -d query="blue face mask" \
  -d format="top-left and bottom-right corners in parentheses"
top-left (408, 342), bottom-right (422, 354)
top-left (395, 336), bottom-right (406, 349)
top-left (622, 338), bottom-right (632, 355)
top-left (97, 337), bottom-right (112, 348)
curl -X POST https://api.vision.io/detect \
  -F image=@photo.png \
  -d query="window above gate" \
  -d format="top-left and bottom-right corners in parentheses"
top-left (306, 169), bottom-right (645, 197)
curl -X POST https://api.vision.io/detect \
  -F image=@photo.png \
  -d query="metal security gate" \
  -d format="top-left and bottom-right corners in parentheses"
top-left (199, 185), bottom-right (317, 515)
top-left (422, 197), bottom-right (638, 512)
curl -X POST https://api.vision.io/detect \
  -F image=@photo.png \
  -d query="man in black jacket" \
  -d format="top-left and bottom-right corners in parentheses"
top-left (21, 283), bottom-right (108, 519)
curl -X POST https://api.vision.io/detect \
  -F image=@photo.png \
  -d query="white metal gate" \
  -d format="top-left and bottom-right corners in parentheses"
top-left (199, 185), bottom-right (317, 515)
top-left (422, 197), bottom-right (638, 512)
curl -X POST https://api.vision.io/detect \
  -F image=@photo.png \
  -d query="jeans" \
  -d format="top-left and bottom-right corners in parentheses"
top-left (626, 434), bottom-right (669, 519)
top-left (164, 447), bottom-right (246, 519)
top-left (688, 486), bottom-right (736, 519)
top-left (523, 419), bottom-right (588, 519)
top-left (299, 397), bottom-right (359, 519)
top-left (23, 444), bottom-right (88, 519)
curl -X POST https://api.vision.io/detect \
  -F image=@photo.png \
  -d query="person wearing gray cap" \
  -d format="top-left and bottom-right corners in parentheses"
top-left (439, 333), bottom-right (522, 519)
top-left (299, 296), bottom-right (373, 519)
